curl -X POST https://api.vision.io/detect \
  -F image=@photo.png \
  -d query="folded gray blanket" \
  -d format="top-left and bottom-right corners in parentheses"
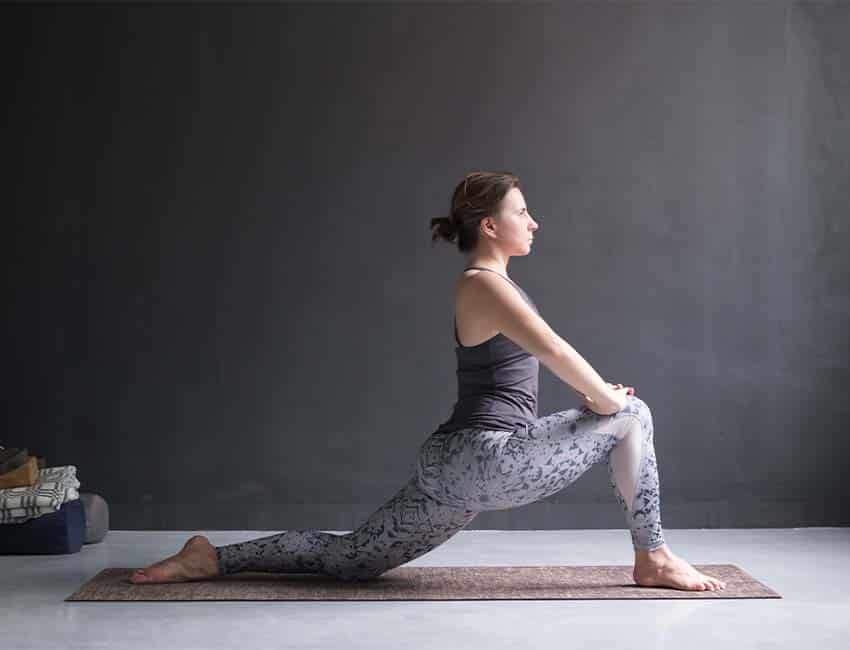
top-left (0, 465), bottom-right (80, 524)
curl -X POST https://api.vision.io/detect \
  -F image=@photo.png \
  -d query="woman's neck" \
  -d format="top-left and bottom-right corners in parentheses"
top-left (465, 257), bottom-right (509, 276)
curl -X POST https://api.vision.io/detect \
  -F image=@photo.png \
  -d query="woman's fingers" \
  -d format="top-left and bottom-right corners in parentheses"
top-left (611, 382), bottom-right (636, 396)
top-left (606, 382), bottom-right (637, 396)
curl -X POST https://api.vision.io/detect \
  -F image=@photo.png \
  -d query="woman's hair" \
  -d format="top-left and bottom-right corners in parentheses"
top-left (430, 171), bottom-right (521, 253)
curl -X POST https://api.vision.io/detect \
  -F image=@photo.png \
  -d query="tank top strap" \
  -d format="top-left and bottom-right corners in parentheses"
top-left (462, 266), bottom-right (529, 302)
top-left (463, 266), bottom-right (518, 287)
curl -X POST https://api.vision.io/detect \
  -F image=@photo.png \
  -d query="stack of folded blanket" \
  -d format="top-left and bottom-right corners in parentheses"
top-left (0, 449), bottom-right (81, 524)
top-left (0, 445), bottom-right (106, 555)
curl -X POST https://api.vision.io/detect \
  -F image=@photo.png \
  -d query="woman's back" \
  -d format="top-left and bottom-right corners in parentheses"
top-left (433, 267), bottom-right (540, 435)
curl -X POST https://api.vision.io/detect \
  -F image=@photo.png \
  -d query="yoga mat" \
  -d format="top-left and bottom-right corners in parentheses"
top-left (66, 564), bottom-right (780, 601)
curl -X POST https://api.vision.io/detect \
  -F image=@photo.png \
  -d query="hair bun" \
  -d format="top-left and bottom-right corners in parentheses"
top-left (429, 214), bottom-right (457, 245)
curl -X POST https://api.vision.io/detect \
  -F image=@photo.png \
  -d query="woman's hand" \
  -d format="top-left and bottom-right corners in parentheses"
top-left (578, 382), bottom-right (636, 415)
top-left (607, 382), bottom-right (635, 396)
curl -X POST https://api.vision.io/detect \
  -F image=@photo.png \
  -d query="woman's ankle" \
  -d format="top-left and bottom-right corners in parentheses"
top-left (634, 542), bottom-right (673, 562)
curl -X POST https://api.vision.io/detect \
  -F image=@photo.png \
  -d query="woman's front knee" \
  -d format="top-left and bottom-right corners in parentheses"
top-left (623, 395), bottom-right (652, 427)
top-left (626, 394), bottom-right (649, 411)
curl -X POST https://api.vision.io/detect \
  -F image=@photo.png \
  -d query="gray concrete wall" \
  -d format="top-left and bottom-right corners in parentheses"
top-left (3, 1), bottom-right (847, 530)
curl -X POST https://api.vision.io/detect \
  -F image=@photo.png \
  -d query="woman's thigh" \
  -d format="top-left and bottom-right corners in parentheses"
top-left (416, 395), bottom-right (650, 511)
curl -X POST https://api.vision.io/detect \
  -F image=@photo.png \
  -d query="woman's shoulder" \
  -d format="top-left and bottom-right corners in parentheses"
top-left (455, 268), bottom-right (537, 315)
top-left (454, 268), bottom-right (490, 301)
top-left (455, 268), bottom-right (516, 297)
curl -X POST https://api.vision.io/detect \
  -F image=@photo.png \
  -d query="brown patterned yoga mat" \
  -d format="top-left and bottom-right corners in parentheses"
top-left (66, 564), bottom-right (780, 601)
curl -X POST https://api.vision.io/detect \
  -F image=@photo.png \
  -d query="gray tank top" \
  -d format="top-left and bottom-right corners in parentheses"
top-left (433, 266), bottom-right (540, 434)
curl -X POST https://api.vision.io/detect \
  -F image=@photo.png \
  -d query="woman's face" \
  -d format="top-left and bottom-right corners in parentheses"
top-left (494, 187), bottom-right (539, 254)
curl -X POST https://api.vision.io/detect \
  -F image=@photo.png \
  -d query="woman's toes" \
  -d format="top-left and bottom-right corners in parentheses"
top-left (131, 569), bottom-right (151, 583)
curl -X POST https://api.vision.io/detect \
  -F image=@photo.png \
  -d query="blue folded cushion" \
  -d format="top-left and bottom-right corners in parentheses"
top-left (0, 498), bottom-right (86, 555)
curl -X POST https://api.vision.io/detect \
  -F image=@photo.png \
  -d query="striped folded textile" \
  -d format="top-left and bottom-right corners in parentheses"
top-left (0, 465), bottom-right (80, 524)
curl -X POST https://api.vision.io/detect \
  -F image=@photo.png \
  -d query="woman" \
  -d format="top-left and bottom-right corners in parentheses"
top-left (131, 171), bottom-right (725, 591)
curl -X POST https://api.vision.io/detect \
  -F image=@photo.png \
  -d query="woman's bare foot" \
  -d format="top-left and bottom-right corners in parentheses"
top-left (130, 535), bottom-right (220, 584)
top-left (633, 544), bottom-right (726, 592)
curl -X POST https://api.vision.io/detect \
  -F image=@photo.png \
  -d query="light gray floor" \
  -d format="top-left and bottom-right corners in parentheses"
top-left (1, 528), bottom-right (847, 650)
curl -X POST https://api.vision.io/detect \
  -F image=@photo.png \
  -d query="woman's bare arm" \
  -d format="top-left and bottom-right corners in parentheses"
top-left (463, 273), bottom-right (620, 414)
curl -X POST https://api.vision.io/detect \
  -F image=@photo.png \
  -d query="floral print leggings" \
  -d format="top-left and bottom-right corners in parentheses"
top-left (214, 395), bottom-right (665, 581)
